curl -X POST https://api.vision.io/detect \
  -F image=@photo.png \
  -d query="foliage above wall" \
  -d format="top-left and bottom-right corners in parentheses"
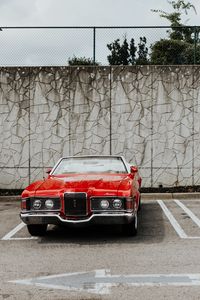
top-left (68, 56), bottom-right (100, 66)
top-left (106, 0), bottom-right (200, 65)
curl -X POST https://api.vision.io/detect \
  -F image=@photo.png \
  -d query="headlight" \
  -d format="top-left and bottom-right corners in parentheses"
top-left (100, 199), bottom-right (109, 209)
top-left (45, 199), bottom-right (54, 209)
top-left (113, 199), bottom-right (122, 209)
top-left (33, 199), bottom-right (42, 210)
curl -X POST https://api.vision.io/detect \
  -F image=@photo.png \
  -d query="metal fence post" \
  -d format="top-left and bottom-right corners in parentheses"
top-left (194, 26), bottom-right (197, 64)
top-left (93, 27), bottom-right (96, 64)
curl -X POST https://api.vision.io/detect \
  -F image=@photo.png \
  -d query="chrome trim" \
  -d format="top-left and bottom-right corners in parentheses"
top-left (32, 196), bottom-right (60, 199)
top-left (90, 196), bottom-right (125, 199)
top-left (20, 212), bottom-right (135, 225)
top-left (29, 209), bottom-right (60, 212)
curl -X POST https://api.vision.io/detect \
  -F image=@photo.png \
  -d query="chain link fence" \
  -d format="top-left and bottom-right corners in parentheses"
top-left (0, 26), bottom-right (199, 66)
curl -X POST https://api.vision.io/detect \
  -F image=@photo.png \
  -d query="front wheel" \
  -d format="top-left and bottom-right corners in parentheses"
top-left (27, 224), bottom-right (47, 236)
top-left (122, 214), bottom-right (138, 236)
top-left (138, 195), bottom-right (142, 211)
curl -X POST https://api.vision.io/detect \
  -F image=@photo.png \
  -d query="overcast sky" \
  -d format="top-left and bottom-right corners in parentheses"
top-left (0, 0), bottom-right (199, 65)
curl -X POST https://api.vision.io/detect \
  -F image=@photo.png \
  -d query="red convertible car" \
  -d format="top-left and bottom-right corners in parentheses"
top-left (20, 156), bottom-right (141, 237)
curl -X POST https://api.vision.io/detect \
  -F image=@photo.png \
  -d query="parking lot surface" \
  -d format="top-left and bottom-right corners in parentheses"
top-left (0, 196), bottom-right (200, 300)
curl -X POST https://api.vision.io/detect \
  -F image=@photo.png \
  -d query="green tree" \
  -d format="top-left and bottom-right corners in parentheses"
top-left (107, 36), bottom-right (148, 65)
top-left (107, 37), bottom-right (130, 65)
top-left (151, 39), bottom-right (189, 64)
top-left (137, 37), bottom-right (149, 65)
top-left (129, 38), bottom-right (137, 65)
top-left (151, 0), bottom-right (200, 64)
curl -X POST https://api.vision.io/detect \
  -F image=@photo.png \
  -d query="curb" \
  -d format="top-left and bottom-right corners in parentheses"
top-left (0, 195), bottom-right (21, 202)
top-left (141, 193), bottom-right (200, 200)
top-left (0, 193), bottom-right (200, 202)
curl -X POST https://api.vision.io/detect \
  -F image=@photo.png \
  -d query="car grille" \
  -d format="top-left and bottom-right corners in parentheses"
top-left (64, 193), bottom-right (87, 216)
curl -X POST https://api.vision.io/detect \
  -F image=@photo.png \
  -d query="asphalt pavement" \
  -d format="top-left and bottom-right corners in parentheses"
top-left (0, 195), bottom-right (200, 300)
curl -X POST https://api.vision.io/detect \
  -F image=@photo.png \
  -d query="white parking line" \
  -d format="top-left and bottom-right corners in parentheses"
top-left (1, 223), bottom-right (25, 240)
top-left (174, 199), bottom-right (200, 229)
top-left (157, 200), bottom-right (188, 239)
top-left (185, 237), bottom-right (200, 239)
top-left (1, 222), bottom-right (37, 240)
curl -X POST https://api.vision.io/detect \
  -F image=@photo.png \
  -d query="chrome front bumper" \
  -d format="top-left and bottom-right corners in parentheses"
top-left (20, 212), bottom-right (135, 226)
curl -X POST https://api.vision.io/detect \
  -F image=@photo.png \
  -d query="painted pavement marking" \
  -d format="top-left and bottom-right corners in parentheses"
top-left (174, 199), bottom-right (200, 229)
top-left (157, 200), bottom-right (188, 239)
top-left (1, 222), bottom-right (37, 241)
top-left (9, 270), bottom-right (200, 295)
top-left (158, 200), bottom-right (200, 239)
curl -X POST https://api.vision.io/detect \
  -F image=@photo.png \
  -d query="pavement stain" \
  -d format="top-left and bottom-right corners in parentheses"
top-left (0, 294), bottom-right (13, 299)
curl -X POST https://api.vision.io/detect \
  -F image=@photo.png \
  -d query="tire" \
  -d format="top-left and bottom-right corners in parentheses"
top-left (122, 214), bottom-right (138, 236)
top-left (27, 224), bottom-right (47, 236)
top-left (138, 195), bottom-right (142, 211)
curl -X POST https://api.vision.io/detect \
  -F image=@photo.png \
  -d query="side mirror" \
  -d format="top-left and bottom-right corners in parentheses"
top-left (46, 168), bottom-right (52, 175)
top-left (130, 166), bottom-right (138, 174)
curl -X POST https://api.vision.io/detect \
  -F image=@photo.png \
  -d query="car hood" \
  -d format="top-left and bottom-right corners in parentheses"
top-left (32, 173), bottom-right (132, 197)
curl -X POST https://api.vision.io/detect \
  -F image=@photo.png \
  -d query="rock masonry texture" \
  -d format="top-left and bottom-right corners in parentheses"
top-left (0, 66), bottom-right (199, 188)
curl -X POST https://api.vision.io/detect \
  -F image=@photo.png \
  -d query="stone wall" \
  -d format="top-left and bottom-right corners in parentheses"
top-left (0, 66), bottom-right (200, 189)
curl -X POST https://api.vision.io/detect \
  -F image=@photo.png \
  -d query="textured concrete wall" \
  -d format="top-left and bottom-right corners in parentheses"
top-left (0, 66), bottom-right (200, 189)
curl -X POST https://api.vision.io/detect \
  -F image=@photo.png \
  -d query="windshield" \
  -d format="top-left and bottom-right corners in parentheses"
top-left (52, 157), bottom-right (128, 175)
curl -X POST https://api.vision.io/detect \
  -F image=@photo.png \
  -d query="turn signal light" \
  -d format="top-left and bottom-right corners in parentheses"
top-left (126, 197), bottom-right (134, 211)
top-left (21, 199), bottom-right (27, 210)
